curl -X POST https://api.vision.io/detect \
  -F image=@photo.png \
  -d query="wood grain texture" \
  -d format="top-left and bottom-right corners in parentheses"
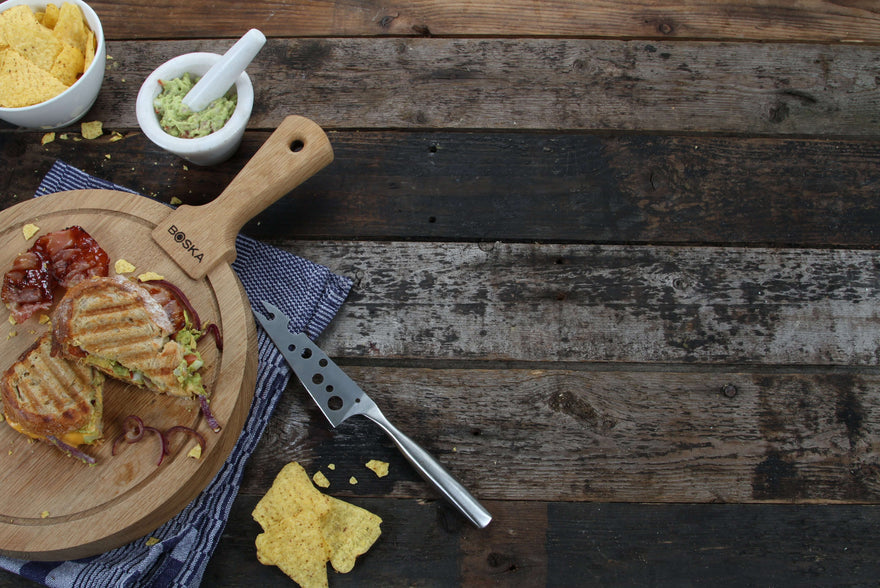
top-left (3, 131), bottom-right (879, 248)
top-left (241, 365), bottom-right (880, 503)
top-left (266, 241), bottom-right (880, 367)
top-left (86, 0), bottom-right (880, 43)
top-left (25, 38), bottom-right (880, 135)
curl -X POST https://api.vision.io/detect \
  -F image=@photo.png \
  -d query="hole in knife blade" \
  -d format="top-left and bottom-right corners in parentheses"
top-left (328, 396), bottom-right (343, 410)
top-left (312, 373), bottom-right (323, 384)
top-left (288, 344), bottom-right (296, 352)
top-left (326, 385), bottom-right (334, 393)
top-left (319, 358), bottom-right (328, 367)
top-left (301, 348), bottom-right (312, 359)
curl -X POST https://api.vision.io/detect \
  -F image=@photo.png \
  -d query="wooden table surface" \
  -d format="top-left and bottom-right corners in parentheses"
top-left (3, 1), bottom-right (880, 585)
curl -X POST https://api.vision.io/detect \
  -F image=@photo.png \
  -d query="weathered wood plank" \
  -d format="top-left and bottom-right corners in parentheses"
top-left (2, 132), bottom-right (879, 248)
top-left (15, 39), bottom-right (878, 135)
top-left (6, 499), bottom-right (880, 586)
top-left (86, 0), bottom-right (880, 43)
top-left (244, 366), bottom-right (880, 503)
top-left (276, 241), bottom-right (880, 367)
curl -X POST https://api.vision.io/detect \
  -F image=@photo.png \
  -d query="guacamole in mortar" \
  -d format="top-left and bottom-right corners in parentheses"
top-left (154, 72), bottom-right (237, 138)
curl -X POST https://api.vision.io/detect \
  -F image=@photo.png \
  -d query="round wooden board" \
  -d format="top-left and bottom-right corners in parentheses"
top-left (0, 189), bottom-right (258, 560)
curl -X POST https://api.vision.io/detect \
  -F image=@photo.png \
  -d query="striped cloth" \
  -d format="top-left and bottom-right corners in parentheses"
top-left (0, 161), bottom-right (352, 587)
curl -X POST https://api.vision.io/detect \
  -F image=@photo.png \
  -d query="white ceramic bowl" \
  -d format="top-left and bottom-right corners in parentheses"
top-left (0, 0), bottom-right (106, 129)
top-left (136, 52), bottom-right (254, 166)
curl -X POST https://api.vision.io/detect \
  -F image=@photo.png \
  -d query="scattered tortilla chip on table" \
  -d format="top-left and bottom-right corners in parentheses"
top-left (253, 462), bottom-right (382, 587)
top-left (81, 120), bottom-right (102, 139)
top-left (365, 459), bottom-right (389, 478)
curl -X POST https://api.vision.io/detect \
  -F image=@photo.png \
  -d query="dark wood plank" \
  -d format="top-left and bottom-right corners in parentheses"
top-left (5, 499), bottom-right (880, 586)
top-left (280, 241), bottom-right (880, 367)
top-left (87, 0), bottom-right (880, 43)
top-left (11, 39), bottom-right (877, 136)
top-left (203, 497), bottom-right (880, 587)
top-left (3, 131), bottom-right (879, 248)
top-left (244, 366), bottom-right (880, 503)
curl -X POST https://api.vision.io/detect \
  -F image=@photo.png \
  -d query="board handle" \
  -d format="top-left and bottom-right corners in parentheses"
top-left (151, 115), bottom-right (334, 279)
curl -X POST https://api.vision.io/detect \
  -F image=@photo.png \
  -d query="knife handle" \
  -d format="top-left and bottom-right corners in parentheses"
top-left (361, 406), bottom-right (493, 529)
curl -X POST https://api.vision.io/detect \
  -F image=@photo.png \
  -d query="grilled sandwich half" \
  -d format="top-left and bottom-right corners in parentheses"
top-left (52, 276), bottom-right (205, 398)
top-left (1, 331), bottom-right (104, 449)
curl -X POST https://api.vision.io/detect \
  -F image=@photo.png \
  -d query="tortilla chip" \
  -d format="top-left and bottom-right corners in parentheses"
top-left (322, 497), bottom-right (383, 573)
top-left (51, 2), bottom-right (87, 55)
top-left (313, 470), bottom-right (330, 488)
top-left (0, 6), bottom-right (64, 72)
top-left (114, 259), bottom-right (135, 274)
top-left (42, 4), bottom-right (60, 29)
top-left (0, 48), bottom-right (69, 108)
top-left (256, 510), bottom-right (330, 588)
top-left (253, 462), bottom-right (382, 585)
top-left (365, 459), bottom-right (389, 478)
top-left (82, 29), bottom-right (94, 72)
top-left (49, 43), bottom-right (83, 85)
top-left (81, 120), bottom-right (102, 139)
top-left (22, 223), bottom-right (40, 239)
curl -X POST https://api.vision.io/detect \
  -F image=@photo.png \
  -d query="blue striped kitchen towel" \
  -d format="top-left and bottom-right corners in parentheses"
top-left (0, 160), bottom-right (352, 587)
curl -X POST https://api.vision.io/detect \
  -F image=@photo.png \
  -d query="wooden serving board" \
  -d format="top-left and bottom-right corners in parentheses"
top-left (0, 116), bottom-right (334, 560)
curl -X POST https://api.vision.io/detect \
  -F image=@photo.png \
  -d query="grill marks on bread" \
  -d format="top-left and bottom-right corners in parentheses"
top-left (1, 332), bottom-right (103, 439)
top-left (53, 276), bottom-right (190, 397)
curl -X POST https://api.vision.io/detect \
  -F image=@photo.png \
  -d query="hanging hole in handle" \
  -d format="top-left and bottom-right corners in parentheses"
top-left (290, 139), bottom-right (305, 153)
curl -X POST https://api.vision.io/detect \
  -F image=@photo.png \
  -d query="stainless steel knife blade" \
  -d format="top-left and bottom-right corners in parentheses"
top-left (255, 301), bottom-right (492, 529)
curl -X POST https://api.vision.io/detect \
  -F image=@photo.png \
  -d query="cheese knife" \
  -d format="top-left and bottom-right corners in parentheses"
top-left (255, 301), bottom-right (492, 528)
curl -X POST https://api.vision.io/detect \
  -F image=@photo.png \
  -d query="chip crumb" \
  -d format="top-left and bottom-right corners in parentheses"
top-left (7, 331), bottom-right (17, 340)
top-left (109, 131), bottom-right (124, 142)
top-left (40, 511), bottom-right (49, 519)
top-left (38, 314), bottom-right (50, 325)
top-left (81, 120), bottom-right (103, 139)
top-left (187, 444), bottom-right (202, 459)
top-left (104, 154), bottom-right (111, 159)
top-left (59, 133), bottom-right (68, 140)
top-left (7, 315), bottom-right (15, 326)
top-left (41, 132), bottom-right (55, 145)
top-left (145, 537), bottom-right (160, 546)
top-left (312, 471), bottom-right (330, 488)
top-left (365, 459), bottom-right (389, 478)
top-left (182, 165), bottom-right (189, 171)
top-left (170, 196), bottom-right (183, 206)
top-left (349, 476), bottom-right (358, 485)
top-left (114, 259), bottom-right (136, 274)
top-left (22, 223), bottom-right (40, 240)
top-left (0, 414), bottom-right (4, 423)
top-left (327, 463), bottom-right (335, 470)
top-left (137, 271), bottom-right (165, 282)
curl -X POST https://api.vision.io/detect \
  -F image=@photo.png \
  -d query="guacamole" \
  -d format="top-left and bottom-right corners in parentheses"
top-left (153, 72), bottom-right (237, 138)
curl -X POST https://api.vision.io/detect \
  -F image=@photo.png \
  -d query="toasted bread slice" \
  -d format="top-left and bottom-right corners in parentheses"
top-left (52, 276), bottom-right (205, 398)
top-left (1, 331), bottom-right (104, 447)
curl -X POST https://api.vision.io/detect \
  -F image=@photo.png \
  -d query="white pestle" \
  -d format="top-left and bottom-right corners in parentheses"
top-left (182, 29), bottom-right (266, 112)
